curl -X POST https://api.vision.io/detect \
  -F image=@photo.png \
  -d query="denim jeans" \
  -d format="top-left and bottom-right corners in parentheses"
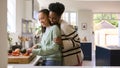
top-left (42, 60), bottom-right (62, 66)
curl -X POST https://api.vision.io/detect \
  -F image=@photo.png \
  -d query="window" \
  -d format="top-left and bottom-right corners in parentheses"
top-left (62, 12), bottom-right (77, 26)
top-left (105, 34), bottom-right (118, 46)
top-left (94, 13), bottom-right (120, 47)
top-left (7, 0), bottom-right (16, 33)
top-left (70, 12), bottom-right (77, 26)
top-left (93, 13), bottom-right (120, 27)
top-left (62, 12), bottom-right (69, 22)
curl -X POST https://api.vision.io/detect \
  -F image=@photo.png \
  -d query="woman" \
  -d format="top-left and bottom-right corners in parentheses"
top-left (29, 9), bottom-right (62, 66)
top-left (48, 2), bottom-right (84, 66)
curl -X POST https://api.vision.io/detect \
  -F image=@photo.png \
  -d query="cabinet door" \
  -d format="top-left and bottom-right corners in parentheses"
top-left (22, 19), bottom-right (33, 34)
top-left (81, 43), bottom-right (92, 60)
top-left (96, 46), bottom-right (110, 66)
top-left (21, 19), bottom-right (33, 48)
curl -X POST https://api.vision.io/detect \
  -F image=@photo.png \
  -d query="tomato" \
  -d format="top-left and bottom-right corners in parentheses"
top-left (15, 48), bottom-right (20, 53)
top-left (12, 51), bottom-right (20, 56)
top-left (23, 52), bottom-right (29, 56)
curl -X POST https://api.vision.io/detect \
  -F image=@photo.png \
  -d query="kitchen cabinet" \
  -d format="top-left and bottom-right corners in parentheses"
top-left (21, 19), bottom-right (34, 48)
top-left (22, 19), bottom-right (33, 34)
top-left (96, 46), bottom-right (120, 66)
top-left (80, 42), bottom-right (92, 60)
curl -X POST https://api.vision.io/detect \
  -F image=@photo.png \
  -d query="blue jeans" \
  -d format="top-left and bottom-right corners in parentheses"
top-left (42, 60), bottom-right (62, 66)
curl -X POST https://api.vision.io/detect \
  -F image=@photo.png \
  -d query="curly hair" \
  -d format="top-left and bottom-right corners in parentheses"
top-left (49, 2), bottom-right (65, 16)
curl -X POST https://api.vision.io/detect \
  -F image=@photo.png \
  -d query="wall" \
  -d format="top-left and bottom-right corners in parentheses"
top-left (77, 10), bottom-right (94, 50)
top-left (77, 10), bottom-right (93, 42)
top-left (0, 0), bottom-right (7, 68)
top-left (11, 0), bottom-right (33, 44)
top-left (10, 0), bottom-right (25, 44)
top-left (16, 0), bottom-right (25, 35)
top-left (25, 0), bottom-right (32, 19)
top-left (119, 17), bottom-right (120, 46)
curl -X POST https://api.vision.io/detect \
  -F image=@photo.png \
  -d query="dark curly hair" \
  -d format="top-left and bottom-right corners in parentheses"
top-left (49, 2), bottom-right (65, 16)
top-left (39, 9), bottom-right (49, 17)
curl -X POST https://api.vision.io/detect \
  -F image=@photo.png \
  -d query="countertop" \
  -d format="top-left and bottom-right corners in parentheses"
top-left (97, 45), bottom-right (120, 50)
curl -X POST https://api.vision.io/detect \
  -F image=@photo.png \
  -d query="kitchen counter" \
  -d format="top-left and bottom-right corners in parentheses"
top-left (97, 45), bottom-right (120, 50)
top-left (8, 56), bottom-right (42, 68)
top-left (96, 45), bottom-right (120, 66)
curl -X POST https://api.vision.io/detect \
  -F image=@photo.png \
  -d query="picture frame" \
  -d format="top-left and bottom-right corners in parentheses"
top-left (81, 23), bottom-right (87, 30)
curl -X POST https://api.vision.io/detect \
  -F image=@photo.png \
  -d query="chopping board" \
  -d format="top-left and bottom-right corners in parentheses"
top-left (8, 54), bottom-right (36, 64)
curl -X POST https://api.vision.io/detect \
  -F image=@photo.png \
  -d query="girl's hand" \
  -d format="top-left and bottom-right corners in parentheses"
top-left (27, 48), bottom-right (32, 53)
top-left (32, 45), bottom-right (38, 49)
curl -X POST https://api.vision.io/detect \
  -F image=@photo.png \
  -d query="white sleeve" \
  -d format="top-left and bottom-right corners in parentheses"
top-left (61, 22), bottom-right (75, 35)
top-left (61, 22), bottom-right (80, 51)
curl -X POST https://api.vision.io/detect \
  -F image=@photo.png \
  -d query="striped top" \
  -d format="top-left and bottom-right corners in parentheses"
top-left (60, 20), bottom-right (81, 52)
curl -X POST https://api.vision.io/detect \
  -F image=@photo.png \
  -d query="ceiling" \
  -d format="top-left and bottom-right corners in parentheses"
top-left (37, 0), bottom-right (120, 13)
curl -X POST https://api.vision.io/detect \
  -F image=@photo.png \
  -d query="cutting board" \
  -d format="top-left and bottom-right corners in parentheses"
top-left (8, 54), bottom-right (36, 64)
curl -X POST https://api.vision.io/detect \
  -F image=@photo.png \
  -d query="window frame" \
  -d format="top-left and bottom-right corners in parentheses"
top-left (62, 11), bottom-right (77, 26)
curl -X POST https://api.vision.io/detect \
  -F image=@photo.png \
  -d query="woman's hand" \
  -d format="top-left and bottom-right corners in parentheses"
top-left (54, 37), bottom-right (62, 45)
